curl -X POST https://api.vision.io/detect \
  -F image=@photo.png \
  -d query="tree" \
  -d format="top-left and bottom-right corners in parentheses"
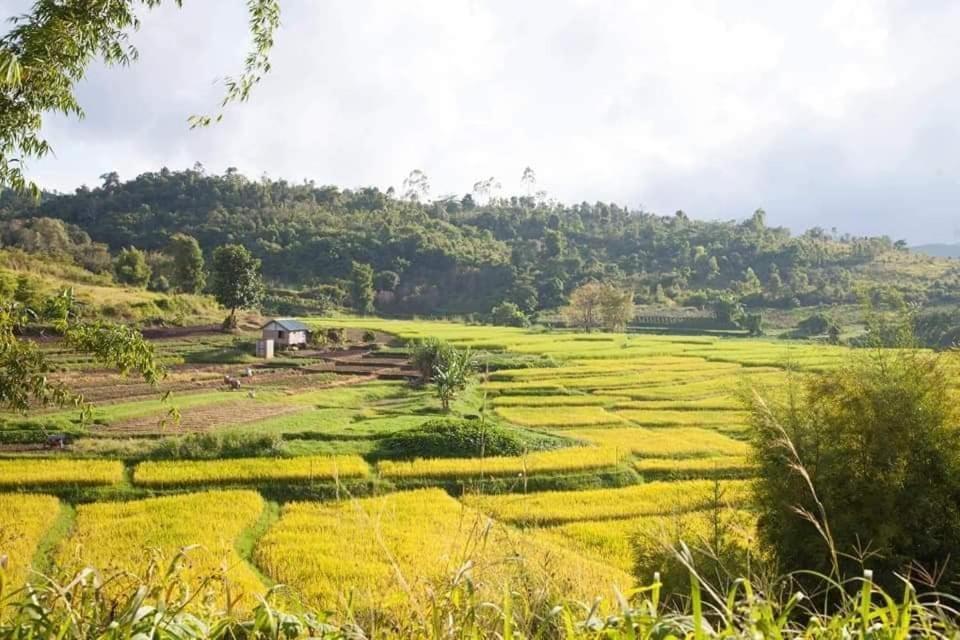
top-left (748, 345), bottom-right (960, 591)
top-left (167, 233), bottom-right (205, 294)
top-left (490, 302), bottom-right (529, 327)
top-left (374, 270), bottom-right (399, 292)
top-left (472, 176), bottom-right (502, 205)
top-left (402, 170), bottom-right (430, 202)
top-left (712, 295), bottom-right (744, 326)
top-left (410, 337), bottom-right (454, 384)
top-left (113, 247), bottom-right (151, 287)
top-left (210, 244), bottom-right (263, 329)
top-left (742, 312), bottom-right (763, 336)
top-left (0, 0), bottom-right (280, 193)
top-left (563, 281), bottom-right (634, 332)
top-left (737, 267), bottom-right (762, 296)
top-left (1, 289), bottom-right (162, 415)
top-left (350, 261), bottom-right (375, 314)
top-left (432, 347), bottom-right (474, 412)
top-left (521, 166), bottom-right (537, 196)
top-left (599, 285), bottom-right (634, 331)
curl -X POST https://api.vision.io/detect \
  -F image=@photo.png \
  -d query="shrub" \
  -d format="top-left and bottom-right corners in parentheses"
top-left (148, 432), bottom-right (286, 460)
top-left (409, 337), bottom-right (455, 382)
top-left (113, 246), bottom-right (151, 287)
top-left (748, 346), bottom-right (960, 591)
top-left (490, 301), bottom-right (529, 327)
top-left (375, 417), bottom-right (527, 459)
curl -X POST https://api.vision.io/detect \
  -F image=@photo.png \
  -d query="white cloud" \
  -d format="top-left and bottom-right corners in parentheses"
top-left (10, 0), bottom-right (960, 242)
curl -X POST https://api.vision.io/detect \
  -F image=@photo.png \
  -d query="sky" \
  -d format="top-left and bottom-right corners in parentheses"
top-left (7, 0), bottom-right (960, 244)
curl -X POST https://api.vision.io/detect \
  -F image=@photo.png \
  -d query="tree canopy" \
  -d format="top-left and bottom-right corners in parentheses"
top-left (0, 0), bottom-right (280, 193)
top-left (4, 167), bottom-right (953, 319)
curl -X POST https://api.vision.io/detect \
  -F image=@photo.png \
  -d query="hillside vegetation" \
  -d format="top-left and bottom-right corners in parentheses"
top-left (3, 168), bottom-right (959, 319)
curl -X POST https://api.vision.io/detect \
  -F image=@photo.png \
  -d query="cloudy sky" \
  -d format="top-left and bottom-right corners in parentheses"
top-left (9, 0), bottom-right (960, 243)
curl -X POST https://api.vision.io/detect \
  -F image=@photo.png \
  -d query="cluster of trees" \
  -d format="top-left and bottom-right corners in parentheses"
top-left (3, 167), bottom-right (954, 318)
top-left (749, 332), bottom-right (960, 592)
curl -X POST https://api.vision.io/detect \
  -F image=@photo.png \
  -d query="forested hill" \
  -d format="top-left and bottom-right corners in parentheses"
top-left (2, 167), bottom-right (958, 316)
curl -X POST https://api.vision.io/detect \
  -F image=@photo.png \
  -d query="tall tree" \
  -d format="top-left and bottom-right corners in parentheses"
top-left (521, 166), bottom-right (537, 197)
top-left (0, 0), bottom-right (281, 193)
top-left (210, 244), bottom-right (263, 329)
top-left (167, 233), bottom-right (205, 294)
top-left (401, 170), bottom-right (430, 202)
top-left (350, 261), bottom-right (375, 314)
top-left (563, 281), bottom-right (634, 332)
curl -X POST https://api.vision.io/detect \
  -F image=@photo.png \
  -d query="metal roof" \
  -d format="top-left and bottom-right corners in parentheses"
top-left (262, 318), bottom-right (311, 332)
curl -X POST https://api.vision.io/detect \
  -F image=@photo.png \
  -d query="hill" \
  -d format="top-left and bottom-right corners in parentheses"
top-left (912, 243), bottom-right (960, 259)
top-left (3, 167), bottom-right (959, 318)
top-left (0, 249), bottom-right (222, 324)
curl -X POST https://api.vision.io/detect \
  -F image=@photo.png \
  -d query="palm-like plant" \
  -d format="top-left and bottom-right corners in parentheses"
top-left (433, 347), bottom-right (474, 412)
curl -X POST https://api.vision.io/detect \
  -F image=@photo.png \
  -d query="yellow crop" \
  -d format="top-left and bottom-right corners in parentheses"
top-left (133, 454), bottom-right (370, 487)
top-left (464, 479), bottom-right (753, 525)
top-left (542, 508), bottom-right (757, 573)
top-left (495, 405), bottom-right (624, 428)
top-left (0, 459), bottom-right (123, 488)
top-left (570, 427), bottom-right (748, 458)
top-left (255, 489), bottom-right (631, 616)
top-left (0, 493), bottom-right (61, 588)
top-left (615, 409), bottom-right (750, 427)
top-left (492, 394), bottom-right (627, 407)
top-left (56, 491), bottom-right (266, 610)
top-left (377, 446), bottom-right (623, 480)
top-left (633, 456), bottom-right (753, 477)
top-left (613, 397), bottom-right (744, 410)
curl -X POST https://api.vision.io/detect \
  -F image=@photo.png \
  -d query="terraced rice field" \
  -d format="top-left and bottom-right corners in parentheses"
top-left (134, 455), bottom-right (370, 487)
top-left (0, 459), bottom-right (124, 488)
top-left (0, 318), bottom-right (864, 613)
top-left (56, 491), bottom-right (267, 610)
top-left (378, 446), bottom-right (623, 480)
top-left (0, 493), bottom-right (61, 587)
top-left (464, 479), bottom-right (752, 525)
top-left (255, 489), bottom-right (631, 614)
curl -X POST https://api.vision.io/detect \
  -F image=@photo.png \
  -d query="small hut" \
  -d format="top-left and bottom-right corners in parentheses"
top-left (260, 318), bottom-right (310, 348)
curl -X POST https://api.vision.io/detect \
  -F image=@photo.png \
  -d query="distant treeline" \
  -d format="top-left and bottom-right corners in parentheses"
top-left (2, 166), bottom-right (959, 316)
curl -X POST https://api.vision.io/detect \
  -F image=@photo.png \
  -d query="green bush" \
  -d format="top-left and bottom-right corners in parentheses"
top-left (374, 418), bottom-right (527, 459)
top-left (748, 346), bottom-right (960, 591)
top-left (490, 301), bottom-right (529, 327)
top-left (147, 432), bottom-right (286, 460)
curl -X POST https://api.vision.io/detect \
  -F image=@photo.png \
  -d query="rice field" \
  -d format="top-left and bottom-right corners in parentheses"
top-left (56, 491), bottom-right (267, 610)
top-left (613, 409), bottom-right (750, 427)
top-left (0, 317), bottom-right (865, 617)
top-left (0, 459), bottom-right (124, 488)
top-left (491, 394), bottom-right (627, 407)
top-left (493, 405), bottom-right (625, 428)
top-left (133, 455), bottom-right (370, 487)
top-left (540, 508), bottom-right (757, 573)
top-left (255, 488), bottom-right (631, 615)
top-left (0, 493), bottom-right (61, 587)
top-left (377, 446), bottom-right (623, 480)
top-left (464, 479), bottom-right (753, 525)
top-left (570, 427), bottom-right (749, 458)
top-left (632, 455), bottom-right (753, 478)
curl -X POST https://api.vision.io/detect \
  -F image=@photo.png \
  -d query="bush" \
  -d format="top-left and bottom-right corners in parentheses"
top-left (147, 432), bottom-right (286, 460)
top-left (362, 330), bottom-right (377, 343)
top-left (490, 301), bottom-right (529, 327)
top-left (374, 417), bottom-right (527, 459)
top-left (410, 337), bottom-right (455, 383)
top-left (748, 346), bottom-right (960, 591)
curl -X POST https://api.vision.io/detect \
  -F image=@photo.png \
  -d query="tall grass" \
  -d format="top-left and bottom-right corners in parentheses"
top-left (2, 553), bottom-right (958, 639)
